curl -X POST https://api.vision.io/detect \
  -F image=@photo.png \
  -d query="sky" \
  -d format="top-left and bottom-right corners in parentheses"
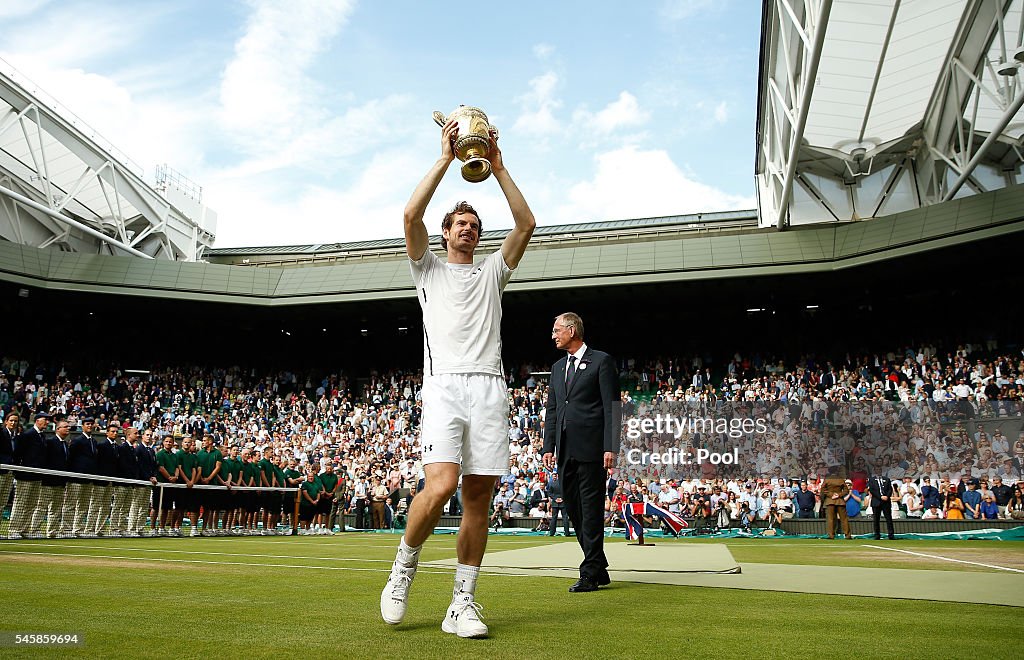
top-left (0, 0), bottom-right (761, 248)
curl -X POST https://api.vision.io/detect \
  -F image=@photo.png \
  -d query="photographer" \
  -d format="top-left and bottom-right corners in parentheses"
top-left (490, 501), bottom-right (509, 530)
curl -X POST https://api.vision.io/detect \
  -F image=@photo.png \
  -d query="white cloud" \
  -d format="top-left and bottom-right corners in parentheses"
top-left (659, 0), bottom-right (718, 22)
top-left (575, 91), bottom-right (650, 136)
top-left (0, 0), bottom-right (52, 20)
top-left (713, 100), bottom-right (728, 124)
top-left (532, 43), bottom-right (554, 60)
top-left (512, 71), bottom-right (562, 136)
top-left (219, 0), bottom-right (355, 150)
top-left (554, 146), bottom-right (754, 224)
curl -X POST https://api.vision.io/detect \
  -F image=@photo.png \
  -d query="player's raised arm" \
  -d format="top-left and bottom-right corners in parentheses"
top-left (491, 133), bottom-right (536, 269)
top-left (404, 120), bottom-right (457, 260)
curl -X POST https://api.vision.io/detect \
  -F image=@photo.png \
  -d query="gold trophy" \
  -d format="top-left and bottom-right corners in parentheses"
top-left (432, 105), bottom-right (497, 183)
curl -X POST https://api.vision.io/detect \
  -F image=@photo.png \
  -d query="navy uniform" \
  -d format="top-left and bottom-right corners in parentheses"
top-left (0, 417), bottom-right (18, 520)
top-left (33, 426), bottom-right (70, 537)
top-left (111, 434), bottom-right (141, 535)
top-left (9, 415), bottom-right (49, 536)
top-left (132, 438), bottom-right (158, 534)
top-left (63, 424), bottom-right (98, 536)
top-left (88, 428), bottom-right (119, 535)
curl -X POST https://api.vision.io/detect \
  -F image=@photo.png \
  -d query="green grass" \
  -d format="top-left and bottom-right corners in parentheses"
top-left (1, 535), bottom-right (1022, 659)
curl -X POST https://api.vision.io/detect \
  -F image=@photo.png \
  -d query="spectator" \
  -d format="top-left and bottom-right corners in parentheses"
top-left (979, 493), bottom-right (1000, 519)
top-left (961, 480), bottom-right (982, 519)
top-left (944, 492), bottom-right (965, 520)
top-left (795, 482), bottom-right (817, 518)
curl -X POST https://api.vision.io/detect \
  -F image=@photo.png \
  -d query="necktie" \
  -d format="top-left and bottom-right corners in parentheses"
top-left (566, 355), bottom-right (577, 388)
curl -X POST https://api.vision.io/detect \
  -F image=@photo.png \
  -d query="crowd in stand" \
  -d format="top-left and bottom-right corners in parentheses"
top-left (1, 339), bottom-right (1022, 539)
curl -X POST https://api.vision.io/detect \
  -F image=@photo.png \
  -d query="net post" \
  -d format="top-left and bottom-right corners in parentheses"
top-left (292, 489), bottom-right (300, 534)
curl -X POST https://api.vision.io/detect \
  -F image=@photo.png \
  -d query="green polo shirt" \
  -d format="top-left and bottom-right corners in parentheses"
top-left (196, 448), bottom-right (223, 478)
top-left (257, 458), bottom-right (276, 486)
top-left (178, 451), bottom-right (199, 481)
top-left (272, 464), bottom-right (287, 491)
top-left (319, 472), bottom-right (339, 494)
top-left (242, 460), bottom-right (260, 486)
top-left (223, 457), bottom-right (242, 482)
top-left (284, 468), bottom-right (302, 487)
top-left (155, 448), bottom-right (177, 483)
top-left (300, 478), bottom-right (323, 506)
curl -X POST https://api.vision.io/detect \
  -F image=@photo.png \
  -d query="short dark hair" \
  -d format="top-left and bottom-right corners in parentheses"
top-left (441, 201), bottom-right (481, 250)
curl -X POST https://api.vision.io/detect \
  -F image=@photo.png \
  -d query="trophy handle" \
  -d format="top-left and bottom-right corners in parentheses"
top-left (432, 111), bottom-right (447, 127)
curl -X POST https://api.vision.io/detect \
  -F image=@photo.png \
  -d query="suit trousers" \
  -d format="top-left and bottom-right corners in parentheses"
top-left (824, 503), bottom-right (850, 538)
top-left (872, 500), bottom-right (895, 539)
top-left (549, 505), bottom-right (570, 536)
top-left (129, 486), bottom-right (151, 532)
top-left (561, 456), bottom-right (608, 580)
top-left (9, 479), bottom-right (41, 534)
top-left (0, 471), bottom-right (13, 516)
top-left (61, 482), bottom-right (93, 535)
top-left (30, 485), bottom-right (65, 537)
top-left (88, 483), bottom-right (113, 534)
top-left (111, 484), bottom-right (133, 533)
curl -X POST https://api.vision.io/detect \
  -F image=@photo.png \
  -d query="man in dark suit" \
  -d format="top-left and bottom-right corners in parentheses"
top-left (546, 471), bottom-right (570, 537)
top-left (63, 418), bottom-right (97, 536)
top-left (88, 424), bottom-right (119, 536)
top-left (543, 312), bottom-right (621, 592)
top-left (34, 418), bottom-right (71, 538)
top-left (0, 411), bottom-right (19, 518)
top-left (867, 474), bottom-right (897, 540)
top-left (9, 412), bottom-right (50, 538)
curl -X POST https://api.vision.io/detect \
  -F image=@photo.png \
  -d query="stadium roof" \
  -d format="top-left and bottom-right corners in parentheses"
top-left (756, 0), bottom-right (1024, 229)
top-left (206, 210), bottom-right (759, 259)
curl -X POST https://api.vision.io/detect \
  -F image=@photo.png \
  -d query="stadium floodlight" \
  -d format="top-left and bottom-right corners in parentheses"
top-left (124, 369), bottom-right (151, 374)
top-left (746, 308), bottom-right (764, 313)
top-left (806, 305), bottom-right (819, 309)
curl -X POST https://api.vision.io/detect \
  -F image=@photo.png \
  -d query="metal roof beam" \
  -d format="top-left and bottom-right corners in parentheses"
top-left (0, 183), bottom-right (153, 259)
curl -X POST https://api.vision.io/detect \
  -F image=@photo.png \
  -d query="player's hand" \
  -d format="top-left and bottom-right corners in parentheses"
top-left (487, 128), bottom-right (504, 173)
top-left (542, 452), bottom-right (554, 469)
top-left (441, 119), bottom-right (458, 163)
top-left (603, 452), bottom-right (616, 470)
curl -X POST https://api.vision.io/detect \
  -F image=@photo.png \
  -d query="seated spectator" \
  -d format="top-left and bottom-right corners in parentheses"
top-left (903, 486), bottom-right (924, 518)
top-left (979, 493), bottom-right (1000, 519)
top-left (922, 504), bottom-right (944, 519)
top-left (944, 492), bottom-right (965, 519)
top-left (775, 489), bottom-right (794, 519)
top-left (1007, 484), bottom-right (1024, 520)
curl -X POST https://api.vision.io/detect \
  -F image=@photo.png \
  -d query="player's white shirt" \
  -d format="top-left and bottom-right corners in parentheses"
top-left (410, 249), bottom-right (513, 376)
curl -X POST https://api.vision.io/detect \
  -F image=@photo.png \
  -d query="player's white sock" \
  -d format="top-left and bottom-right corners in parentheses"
top-left (397, 536), bottom-right (422, 567)
top-left (453, 563), bottom-right (480, 597)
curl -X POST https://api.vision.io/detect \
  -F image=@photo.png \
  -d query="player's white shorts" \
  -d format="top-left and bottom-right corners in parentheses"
top-left (420, 373), bottom-right (510, 476)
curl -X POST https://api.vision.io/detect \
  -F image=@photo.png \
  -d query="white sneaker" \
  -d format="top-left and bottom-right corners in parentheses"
top-left (442, 593), bottom-right (488, 638)
top-left (380, 561), bottom-right (417, 624)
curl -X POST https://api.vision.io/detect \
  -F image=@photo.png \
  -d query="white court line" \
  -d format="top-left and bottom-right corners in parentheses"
top-left (0, 549), bottom-right (536, 578)
top-left (9, 542), bottom-right (396, 564)
top-left (864, 544), bottom-right (1024, 573)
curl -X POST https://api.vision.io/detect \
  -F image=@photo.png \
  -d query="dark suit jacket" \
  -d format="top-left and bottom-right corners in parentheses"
top-left (115, 441), bottom-right (141, 480)
top-left (136, 443), bottom-right (157, 481)
top-left (67, 433), bottom-right (99, 478)
top-left (14, 426), bottom-right (47, 479)
top-left (543, 347), bottom-right (621, 463)
top-left (0, 426), bottom-right (15, 469)
top-left (94, 439), bottom-right (118, 483)
top-left (41, 436), bottom-right (69, 487)
top-left (867, 476), bottom-right (897, 502)
top-left (547, 476), bottom-right (564, 506)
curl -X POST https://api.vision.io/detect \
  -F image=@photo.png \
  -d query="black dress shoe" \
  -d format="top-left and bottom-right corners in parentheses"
top-left (596, 572), bottom-right (611, 586)
top-left (569, 576), bottom-right (599, 592)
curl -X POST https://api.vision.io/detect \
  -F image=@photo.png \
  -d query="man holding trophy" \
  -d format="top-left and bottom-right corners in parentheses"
top-left (380, 108), bottom-right (535, 638)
